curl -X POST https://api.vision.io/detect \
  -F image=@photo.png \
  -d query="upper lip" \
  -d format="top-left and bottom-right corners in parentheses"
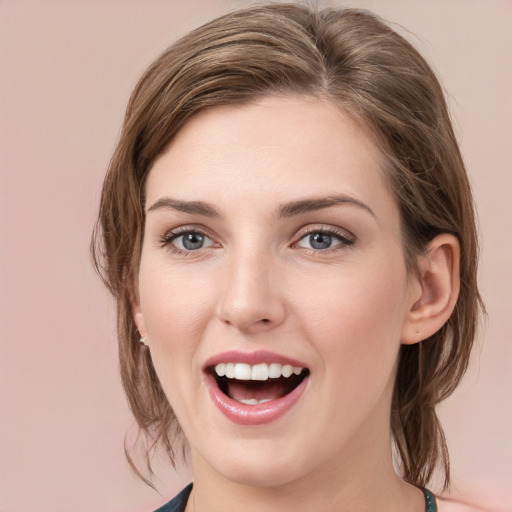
top-left (203, 350), bottom-right (308, 371)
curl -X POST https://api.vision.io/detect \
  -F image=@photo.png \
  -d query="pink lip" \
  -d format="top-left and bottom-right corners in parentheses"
top-left (203, 350), bottom-right (307, 369)
top-left (203, 350), bottom-right (310, 426)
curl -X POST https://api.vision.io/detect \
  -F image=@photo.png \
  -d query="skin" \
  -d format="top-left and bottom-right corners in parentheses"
top-left (133, 95), bottom-right (459, 512)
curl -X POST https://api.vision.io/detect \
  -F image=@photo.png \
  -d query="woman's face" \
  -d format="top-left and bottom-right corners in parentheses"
top-left (135, 95), bottom-right (420, 488)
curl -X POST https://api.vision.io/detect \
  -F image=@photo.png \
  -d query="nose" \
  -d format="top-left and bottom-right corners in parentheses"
top-left (216, 249), bottom-right (286, 333)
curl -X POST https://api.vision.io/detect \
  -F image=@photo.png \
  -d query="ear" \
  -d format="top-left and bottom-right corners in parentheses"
top-left (131, 290), bottom-right (150, 344)
top-left (401, 233), bottom-right (460, 345)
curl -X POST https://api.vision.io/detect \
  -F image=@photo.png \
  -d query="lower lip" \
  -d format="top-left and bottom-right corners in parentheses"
top-left (205, 373), bottom-right (308, 426)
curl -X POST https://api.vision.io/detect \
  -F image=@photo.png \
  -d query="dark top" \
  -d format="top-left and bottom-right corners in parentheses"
top-left (154, 484), bottom-right (193, 512)
top-left (153, 483), bottom-right (438, 511)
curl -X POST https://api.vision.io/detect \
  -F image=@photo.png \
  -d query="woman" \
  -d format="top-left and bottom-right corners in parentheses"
top-left (92, 4), bottom-right (483, 511)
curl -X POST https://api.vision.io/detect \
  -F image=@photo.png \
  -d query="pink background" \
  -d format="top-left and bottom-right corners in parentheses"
top-left (0, 1), bottom-right (510, 511)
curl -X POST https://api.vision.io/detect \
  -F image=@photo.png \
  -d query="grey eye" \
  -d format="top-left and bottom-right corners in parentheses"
top-left (296, 230), bottom-right (348, 251)
top-left (308, 232), bottom-right (334, 250)
top-left (173, 231), bottom-right (214, 251)
top-left (308, 233), bottom-right (333, 250)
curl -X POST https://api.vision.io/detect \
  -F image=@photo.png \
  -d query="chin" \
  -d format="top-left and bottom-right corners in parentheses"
top-left (218, 460), bottom-right (304, 489)
top-left (196, 437), bottom-right (315, 489)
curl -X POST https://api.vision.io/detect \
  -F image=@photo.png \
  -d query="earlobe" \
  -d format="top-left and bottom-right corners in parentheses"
top-left (401, 234), bottom-right (460, 345)
top-left (131, 294), bottom-right (149, 343)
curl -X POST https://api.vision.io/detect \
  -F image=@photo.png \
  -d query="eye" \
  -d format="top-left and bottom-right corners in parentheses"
top-left (295, 228), bottom-right (354, 251)
top-left (161, 229), bottom-right (215, 253)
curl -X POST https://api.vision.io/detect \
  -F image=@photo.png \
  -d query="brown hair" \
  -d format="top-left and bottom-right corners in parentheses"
top-left (92, 3), bottom-right (483, 490)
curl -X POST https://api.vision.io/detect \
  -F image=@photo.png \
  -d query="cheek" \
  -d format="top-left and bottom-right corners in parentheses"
top-left (136, 266), bottom-right (214, 429)
top-left (291, 259), bottom-right (409, 374)
top-left (137, 261), bottom-right (214, 390)
top-left (139, 258), bottom-right (212, 338)
top-left (295, 267), bottom-right (408, 440)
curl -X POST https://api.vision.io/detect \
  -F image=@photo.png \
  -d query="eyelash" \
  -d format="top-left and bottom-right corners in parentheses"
top-left (158, 227), bottom-right (216, 256)
top-left (158, 225), bottom-right (355, 256)
top-left (293, 226), bottom-right (355, 253)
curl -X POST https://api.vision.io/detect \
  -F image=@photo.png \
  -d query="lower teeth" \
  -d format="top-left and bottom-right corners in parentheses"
top-left (238, 398), bottom-right (272, 405)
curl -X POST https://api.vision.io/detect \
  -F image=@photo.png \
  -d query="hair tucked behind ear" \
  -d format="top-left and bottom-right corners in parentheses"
top-left (92, 2), bottom-right (483, 489)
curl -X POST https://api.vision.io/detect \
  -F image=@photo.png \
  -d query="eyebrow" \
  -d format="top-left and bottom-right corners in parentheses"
top-left (146, 194), bottom-right (375, 219)
top-left (147, 197), bottom-right (221, 217)
top-left (276, 195), bottom-right (375, 218)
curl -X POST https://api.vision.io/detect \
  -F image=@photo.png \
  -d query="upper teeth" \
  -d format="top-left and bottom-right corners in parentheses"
top-left (214, 363), bottom-right (303, 381)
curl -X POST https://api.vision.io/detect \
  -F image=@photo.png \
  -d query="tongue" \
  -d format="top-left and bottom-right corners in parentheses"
top-left (226, 379), bottom-right (289, 403)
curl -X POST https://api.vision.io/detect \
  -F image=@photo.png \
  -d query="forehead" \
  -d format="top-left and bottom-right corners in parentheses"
top-left (146, 95), bottom-right (393, 217)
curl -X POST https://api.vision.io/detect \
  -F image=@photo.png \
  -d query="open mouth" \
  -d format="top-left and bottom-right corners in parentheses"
top-left (210, 363), bottom-right (310, 405)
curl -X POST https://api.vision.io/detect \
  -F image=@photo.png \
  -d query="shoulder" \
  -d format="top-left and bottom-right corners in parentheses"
top-left (436, 497), bottom-right (495, 512)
